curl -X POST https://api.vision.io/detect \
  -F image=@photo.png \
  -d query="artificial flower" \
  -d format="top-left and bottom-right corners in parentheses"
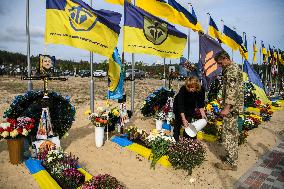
top-left (1, 131), bottom-right (9, 138)
top-left (10, 129), bottom-right (18, 138)
top-left (22, 128), bottom-right (29, 136)
top-left (0, 122), bottom-right (10, 129)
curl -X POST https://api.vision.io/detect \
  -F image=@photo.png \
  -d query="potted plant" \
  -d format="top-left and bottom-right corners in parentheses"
top-left (89, 108), bottom-right (109, 148)
top-left (82, 174), bottom-right (125, 189)
top-left (0, 117), bottom-right (35, 164)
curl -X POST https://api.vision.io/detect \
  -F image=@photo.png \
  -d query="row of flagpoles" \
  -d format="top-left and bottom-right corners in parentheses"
top-left (25, 0), bottom-right (283, 113)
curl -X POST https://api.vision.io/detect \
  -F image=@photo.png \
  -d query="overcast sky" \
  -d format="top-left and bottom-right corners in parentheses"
top-left (0, 0), bottom-right (283, 65)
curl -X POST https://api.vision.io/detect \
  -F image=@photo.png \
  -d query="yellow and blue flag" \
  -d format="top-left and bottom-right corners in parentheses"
top-left (253, 38), bottom-right (258, 63)
top-left (105, 0), bottom-right (131, 5)
top-left (123, 1), bottom-right (187, 58)
top-left (45, 0), bottom-right (122, 57)
top-left (239, 32), bottom-right (248, 60)
top-left (278, 49), bottom-right (283, 65)
top-left (261, 41), bottom-right (267, 64)
top-left (136, 0), bottom-right (200, 32)
top-left (222, 25), bottom-right (242, 51)
top-left (268, 45), bottom-right (273, 64)
top-left (190, 5), bottom-right (203, 32)
top-left (108, 48), bottom-right (124, 100)
top-left (208, 16), bottom-right (222, 42)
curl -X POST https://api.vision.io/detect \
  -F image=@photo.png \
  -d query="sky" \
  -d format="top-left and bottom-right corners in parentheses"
top-left (0, 0), bottom-right (284, 66)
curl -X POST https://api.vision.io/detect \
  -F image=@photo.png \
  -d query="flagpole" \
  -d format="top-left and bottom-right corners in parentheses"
top-left (231, 26), bottom-right (236, 61)
top-left (90, 0), bottom-right (94, 113)
top-left (26, 0), bottom-right (33, 91)
top-left (206, 13), bottom-right (210, 35)
top-left (188, 3), bottom-right (191, 60)
top-left (163, 58), bottom-right (166, 88)
top-left (130, 0), bottom-right (136, 114)
top-left (242, 32), bottom-right (244, 71)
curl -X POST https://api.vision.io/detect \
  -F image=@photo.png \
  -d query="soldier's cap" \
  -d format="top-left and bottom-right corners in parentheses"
top-left (214, 50), bottom-right (230, 61)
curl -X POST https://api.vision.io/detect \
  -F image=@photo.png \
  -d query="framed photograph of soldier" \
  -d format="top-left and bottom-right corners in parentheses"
top-left (39, 54), bottom-right (56, 76)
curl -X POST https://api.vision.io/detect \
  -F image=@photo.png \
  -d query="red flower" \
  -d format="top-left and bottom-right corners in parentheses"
top-left (0, 128), bottom-right (4, 133)
top-left (7, 127), bottom-right (13, 132)
top-left (17, 128), bottom-right (23, 134)
top-left (7, 118), bottom-right (17, 127)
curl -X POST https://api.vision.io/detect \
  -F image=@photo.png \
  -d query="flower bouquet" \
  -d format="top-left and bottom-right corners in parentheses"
top-left (141, 87), bottom-right (175, 117)
top-left (168, 138), bottom-right (205, 175)
top-left (124, 126), bottom-right (149, 148)
top-left (146, 129), bottom-right (175, 169)
top-left (260, 104), bottom-right (273, 121)
top-left (0, 117), bottom-right (35, 139)
top-left (38, 148), bottom-right (84, 189)
top-left (107, 107), bottom-right (120, 132)
top-left (82, 174), bottom-right (125, 189)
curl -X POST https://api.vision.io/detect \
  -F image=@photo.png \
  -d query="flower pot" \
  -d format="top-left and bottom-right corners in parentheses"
top-left (7, 138), bottom-right (24, 164)
top-left (95, 127), bottom-right (105, 148)
top-left (155, 119), bottom-right (163, 131)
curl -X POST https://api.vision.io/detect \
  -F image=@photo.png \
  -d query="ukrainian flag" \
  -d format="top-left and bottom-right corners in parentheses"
top-left (190, 5), bottom-right (203, 32)
top-left (123, 1), bottom-right (187, 58)
top-left (108, 48), bottom-right (124, 100)
top-left (253, 39), bottom-right (258, 63)
top-left (239, 33), bottom-right (248, 60)
top-left (278, 49), bottom-right (283, 65)
top-left (208, 16), bottom-right (222, 42)
top-left (268, 45), bottom-right (272, 64)
top-left (222, 25), bottom-right (242, 51)
top-left (105, 0), bottom-right (131, 5)
top-left (136, 0), bottom-right (200, 32)
top-left (45, 0), bottom-right (122, 57)
top-left (261, 41), bottom-right (267, 63)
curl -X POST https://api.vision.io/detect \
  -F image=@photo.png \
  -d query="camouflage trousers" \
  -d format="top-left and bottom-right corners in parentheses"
top-left (222, 114), bottom-right (239, 166)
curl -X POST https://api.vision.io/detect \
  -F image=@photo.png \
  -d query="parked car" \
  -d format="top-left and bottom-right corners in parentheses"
top-left (78, 70), bottom-right (91, 77)
top-left (125, 69), bottom-right (145, 80)
top-left (93, 70), bottom-right (107, 77)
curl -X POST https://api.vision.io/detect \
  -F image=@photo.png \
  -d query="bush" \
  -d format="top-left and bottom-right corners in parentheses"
top-left (168, 138), bottom-right (205, 175)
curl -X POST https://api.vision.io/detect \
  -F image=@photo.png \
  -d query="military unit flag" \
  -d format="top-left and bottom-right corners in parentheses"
top-left (123, 1), bottom-right (187, 58)
top-left (45, 0), bottom-right (122, 57)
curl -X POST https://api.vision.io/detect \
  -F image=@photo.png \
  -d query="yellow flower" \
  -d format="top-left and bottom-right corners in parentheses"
top-left (97, 107), bottom-right (104, 112)
top-left (22, 129), bottom-right (29, 136)
top-left (1, 131), bottom-right (9, 138)
top-left (10, 129), bottom-right (18, 138)
top-left (84, 109), bottom-right (91, 116)
top-left (112, 109), bottom-right (120, 117)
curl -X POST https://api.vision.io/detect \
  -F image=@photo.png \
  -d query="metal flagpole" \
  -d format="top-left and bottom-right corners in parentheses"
top-left (26, 0), bottom-right (33, 91)
top-left (163, 58), bottom-right (166, 87)
top-left (131, 0), bottom-right (136, 113)
top-left (206, 13), bottom-right (210, 35)
top-left (188, 3), bottom-right (192, 60)
top-left (131, 54), bottom-right (135, 113)
top-left (242, 32), bottom-right (245, 71)
top-left (90, 0), bottom-right (94, 113)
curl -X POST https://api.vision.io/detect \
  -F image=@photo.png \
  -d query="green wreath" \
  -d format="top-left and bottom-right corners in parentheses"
top-left (4, 90), bottom-right (76, 139)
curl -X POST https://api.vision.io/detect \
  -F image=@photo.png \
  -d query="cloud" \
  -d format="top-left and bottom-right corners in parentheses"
top-left (0, 25), bottom-right (44, 45)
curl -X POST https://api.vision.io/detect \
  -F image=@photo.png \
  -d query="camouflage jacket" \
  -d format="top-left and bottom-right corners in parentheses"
top-left (222, 62), bottom-right (244, 115)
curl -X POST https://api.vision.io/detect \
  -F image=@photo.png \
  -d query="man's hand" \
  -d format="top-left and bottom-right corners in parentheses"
top-left (221, 104), bottom-right (231, 117)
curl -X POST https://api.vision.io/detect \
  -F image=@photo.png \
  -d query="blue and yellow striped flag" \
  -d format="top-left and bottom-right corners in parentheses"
top-left (108, 48), bottom-right (124, 100)
top-left (239, 32), bottom-right (248, 60)
top-left (105, 0), bottom-right (131, 5)
top-left (222, 25), bottom-right (242, 51)
top-left (253, 38), bottom-right (258, 63)
top-left (136, 0), bottom-right (201, 32)
top-left (45, 0), bottom-right (122, 57)
top-left (190, 5), bottom-right (203, 32)
top-left (123, 1), bottom-right (187, 58)
top-left (261, 41), bottom-right (267, 64)
top-left (208, 16), bottom-right (222, 42)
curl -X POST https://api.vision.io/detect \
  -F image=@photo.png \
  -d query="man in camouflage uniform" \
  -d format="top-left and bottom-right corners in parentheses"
top-left (214, 50), bottom-right (244, 171)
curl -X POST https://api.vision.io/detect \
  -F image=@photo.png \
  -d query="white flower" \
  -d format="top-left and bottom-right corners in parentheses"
top-left (47, 157), bottom-right (53, 163)
top-left (0, 122), bottom-right (10, 129)
top-left (10, 129), bottom-right (18, 138)
top-left (22, 129), bottom-right (29, 136)
top-left (1, 131), bottom-right (9, 138)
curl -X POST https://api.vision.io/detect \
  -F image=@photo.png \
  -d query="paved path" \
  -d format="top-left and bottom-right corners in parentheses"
top-left (234, 138), bottom-right (284, 189)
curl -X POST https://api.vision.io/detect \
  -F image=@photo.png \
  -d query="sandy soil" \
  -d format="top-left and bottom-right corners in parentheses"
top-left (0, 76), bottom-right (283, 189)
